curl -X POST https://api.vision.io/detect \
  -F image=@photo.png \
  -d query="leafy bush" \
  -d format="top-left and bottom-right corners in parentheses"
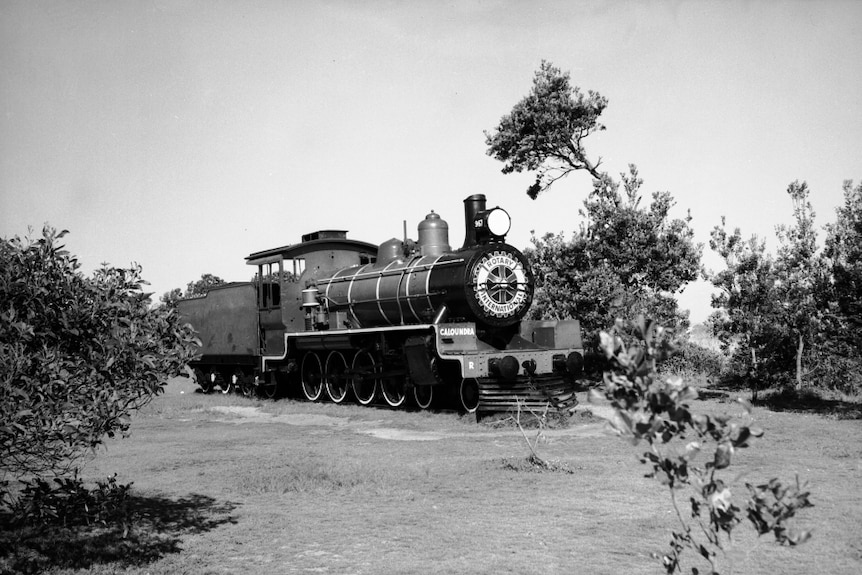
top-left (806, 342), bottom-right (862, 396)
top-left (659, 339), bottom-right (727, 380)
top-left (0, 226), bottom-right (198, 512)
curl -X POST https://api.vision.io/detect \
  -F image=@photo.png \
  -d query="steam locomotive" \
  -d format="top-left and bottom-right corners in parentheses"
top-left (177, 195), bottom-right (584, 414)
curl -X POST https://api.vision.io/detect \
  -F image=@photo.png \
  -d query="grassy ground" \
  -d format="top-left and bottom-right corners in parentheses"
top-left (2, 377), bottom-right (861, 575)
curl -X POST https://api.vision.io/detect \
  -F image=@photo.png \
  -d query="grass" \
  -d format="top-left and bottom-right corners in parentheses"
top-left (1, 376), bottom-right (861, 574)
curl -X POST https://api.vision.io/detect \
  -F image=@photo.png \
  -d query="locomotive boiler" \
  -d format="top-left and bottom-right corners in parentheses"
top-left (178, 194), bottom-right (584, 414)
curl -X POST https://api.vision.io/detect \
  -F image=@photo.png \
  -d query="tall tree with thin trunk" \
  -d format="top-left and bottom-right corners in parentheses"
top-left (774, 181), bottom-right (829, 389)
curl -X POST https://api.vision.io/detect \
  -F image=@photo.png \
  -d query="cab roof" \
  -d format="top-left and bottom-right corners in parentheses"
top-left (245, 231), bottom-right (378, 266)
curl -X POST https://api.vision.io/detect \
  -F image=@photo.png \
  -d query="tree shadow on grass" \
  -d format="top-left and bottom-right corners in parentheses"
top-left (0, 493), bottom-right (239, 575)
top-left (753, 388), bottom-right (862, 420)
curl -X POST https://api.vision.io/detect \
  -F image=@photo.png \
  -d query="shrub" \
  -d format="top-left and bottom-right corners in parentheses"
top-left (0, 226), bottom-right (198, 516)
top-left (659, 339), bottom-right (727, 380)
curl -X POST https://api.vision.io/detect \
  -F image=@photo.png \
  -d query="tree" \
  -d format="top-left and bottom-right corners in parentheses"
top-left (485, 60), bottom-right (608, 198)
top-left (824, 179), bottom-right (862, 350)
top-left (774, 181), bottom-right (830, 389)
top-left (183, 273), bottom-right (226, 298)
top-left (0, 226), bottom-right (198, 486)
top-left (707, 219), bottom-right (788, 397)
top-left (159, 273), bottom-right (226, 310)
top-left (525, 165), bottom-right (701, 350)
top-left (486, 62), bottom-right (701, 348)
top-left (159, 287), bottom-right (183, 309)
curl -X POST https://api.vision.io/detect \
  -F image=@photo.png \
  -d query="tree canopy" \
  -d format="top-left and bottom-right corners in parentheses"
top-left (824, 180), bottom-right (862, 348)
top-left (526, 165), bottom-right (702, 350)
top-left (485, 60), bottom-right (608, 198)
top-left (1, 227), bottom-right (198, 481)
top-left (160, 273), bottom-right (226, 308)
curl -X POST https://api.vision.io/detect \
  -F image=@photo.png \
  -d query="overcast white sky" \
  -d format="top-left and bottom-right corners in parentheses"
top-left (2, 0), bottom-right (861, 324)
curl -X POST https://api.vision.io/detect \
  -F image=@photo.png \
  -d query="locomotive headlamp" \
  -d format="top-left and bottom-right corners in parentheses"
top-left (485, 207), bottom-right (511, 238)
top-left (472, 206), bottom-right (511, 243)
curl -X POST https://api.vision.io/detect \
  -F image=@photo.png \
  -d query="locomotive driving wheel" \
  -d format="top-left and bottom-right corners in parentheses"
top-left (351, 351), bottom-right (377, 405)
top-left (324, 351), bottom-right (349, 403)
top-left (381, 375), bottom-right (406, 408)
top-left (459, 378), bottom-right (479, 414)
top-left (300, 353), bottom-right (323, 401)
top-left (412, 384), bottom-right (434, 410)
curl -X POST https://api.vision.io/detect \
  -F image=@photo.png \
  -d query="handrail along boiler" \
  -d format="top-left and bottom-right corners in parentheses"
top-left (178, 194), bottom-right (584, 413)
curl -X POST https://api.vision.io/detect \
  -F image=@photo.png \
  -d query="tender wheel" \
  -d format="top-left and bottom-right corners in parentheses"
top-left (412, 384), bottom-right (434, 410)
top-left (219, 371), bottom-right (233, 394)
top-left (325, 351), bottom-right (349, 403)
top-left (460, 378), bottom-right (479, 413)
top-left (381, 375), bottom-right (406, 408)
top-left (195, 368), bottom-right (212, 393)
top-left (236, 372), bottom-right (254, 397)
top-left (351, 351), bottom-right (378, 405)
top-left (300, 353), bottom-right (323, 401)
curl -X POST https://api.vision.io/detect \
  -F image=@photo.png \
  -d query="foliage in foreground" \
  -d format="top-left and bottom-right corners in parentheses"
top-left (0, 226), bottom-right (198, 503)
top-left (593, 318), bottom-right (812, 574)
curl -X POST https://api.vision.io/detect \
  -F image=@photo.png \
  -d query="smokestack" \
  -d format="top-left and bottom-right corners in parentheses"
top-left (461, 194), bottom-right (486, 249)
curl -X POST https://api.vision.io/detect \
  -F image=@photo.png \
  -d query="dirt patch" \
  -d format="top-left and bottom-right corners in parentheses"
top-left (207, 404), bottom-right (615, 441)
top-left (361, 428), bottom-right (448, 441)
top-left (209, 406), bottom-right (350, 428)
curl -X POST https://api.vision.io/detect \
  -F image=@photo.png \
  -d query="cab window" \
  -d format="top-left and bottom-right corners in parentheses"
top-left (258, 261), bottom-right (283, 309)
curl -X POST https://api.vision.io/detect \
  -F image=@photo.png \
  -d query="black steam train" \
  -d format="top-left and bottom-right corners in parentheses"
top-left (178, 195), bottom-right (584, 414)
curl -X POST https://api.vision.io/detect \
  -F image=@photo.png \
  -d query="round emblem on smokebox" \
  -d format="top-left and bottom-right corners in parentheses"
top-left (470, 249), bottom-right (531, 323)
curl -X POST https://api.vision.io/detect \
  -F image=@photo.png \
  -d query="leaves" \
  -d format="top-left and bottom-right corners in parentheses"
top-left (485, 60), bottom-right (608, 198)
top-left (599, 318), bottom-right (812, 574)
top-left (525, 165), bottom-right (701, 351)
top-left (1, 226), bottom-right (199, 483)
top-left (712, 443), bottom-right (733, 470)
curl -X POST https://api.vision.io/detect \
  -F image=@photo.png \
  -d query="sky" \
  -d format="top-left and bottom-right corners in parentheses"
top-left (2, 0), bottom-right (861, 324)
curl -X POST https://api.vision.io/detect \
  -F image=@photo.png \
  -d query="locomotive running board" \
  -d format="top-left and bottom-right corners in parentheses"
top-left (260, 324), bottom-right (435, 372)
